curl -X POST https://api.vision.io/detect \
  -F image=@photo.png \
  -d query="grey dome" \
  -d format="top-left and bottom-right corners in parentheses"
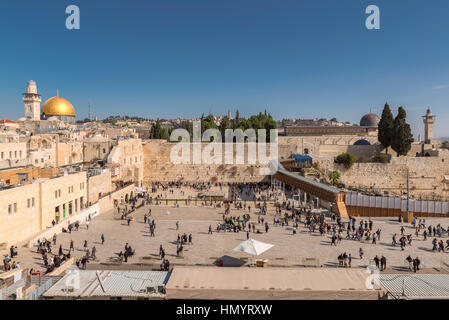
top-left (360, 113), bottom-right (380, 127)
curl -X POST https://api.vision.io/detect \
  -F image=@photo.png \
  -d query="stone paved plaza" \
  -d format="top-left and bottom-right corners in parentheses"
top-left (4, 204), bottom-right (449, 273)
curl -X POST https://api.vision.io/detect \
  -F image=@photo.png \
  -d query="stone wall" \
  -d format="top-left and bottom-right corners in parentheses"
top-left (142, 138), bottom-right (385, 184)
top-left (87, 170), bottom-right (112, 204)
top-left (97, 183), bottom-right (135, 214)
top-left (277, 135), bottom-right (379, 159)
top-left (319, 153), bottom-right (449, 199)
top-left (143, 140), bottom-right (270, 184)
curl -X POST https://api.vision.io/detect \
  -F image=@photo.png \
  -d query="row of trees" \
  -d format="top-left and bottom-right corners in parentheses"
top-left (151, 111), bottom-right (277, 141)
top-left (149, 120), bottom-right (171, 140)
top-left (378, 103), bottom-right (414, 156)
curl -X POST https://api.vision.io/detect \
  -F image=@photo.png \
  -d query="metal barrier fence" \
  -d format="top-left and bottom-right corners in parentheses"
top-left (345, 192), bottom-right (449, 214)
top-left (27, 279), bottom-right (53, 300)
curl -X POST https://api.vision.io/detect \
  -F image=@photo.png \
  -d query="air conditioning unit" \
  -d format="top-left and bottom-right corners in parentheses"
top-left (146, 287), bottom-right (156, 293)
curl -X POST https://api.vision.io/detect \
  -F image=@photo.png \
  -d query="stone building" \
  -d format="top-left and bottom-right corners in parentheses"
top-left (0, 142), bottom-right (27, 169)
top-left (107, 137), bottom-right (144, 187)
top-left (55, 140), bottom-right (84, 167)
top-left (284, 113), bottom-right (379, 138)
top-left (82, 135), bottom-right (114, 163)
top-left (0, 171), bottom-right (88, 247)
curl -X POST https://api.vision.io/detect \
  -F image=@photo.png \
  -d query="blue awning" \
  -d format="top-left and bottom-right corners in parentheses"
top-left (291, 154), bottom-right (313, 163)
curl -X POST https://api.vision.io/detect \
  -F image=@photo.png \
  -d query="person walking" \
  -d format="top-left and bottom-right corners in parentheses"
top-left (101, 234), bottom-right (105, 244)
top-left (374, 255), bottom-right (380, 269)
top-left (70, 240), bottom-right (74, 252)
top-left (380, 256), bottom-right (387, 271)
top-left (91, 246), bottom-right (97, 260)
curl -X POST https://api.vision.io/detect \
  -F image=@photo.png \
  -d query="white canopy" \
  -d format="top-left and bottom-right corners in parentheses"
top-left (233, 239), bottom-right (274, 256)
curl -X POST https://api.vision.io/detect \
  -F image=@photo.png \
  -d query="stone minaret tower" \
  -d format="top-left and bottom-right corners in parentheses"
top-left (422, 108), bottom-right (435, 144)
top-left (22, 80), bottom-right (42, 120)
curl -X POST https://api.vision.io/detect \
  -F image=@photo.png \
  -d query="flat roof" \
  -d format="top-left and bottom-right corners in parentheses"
top-left (380, 274), bottom-right (449, 299)
top-left (166, 267), bottom-right (378, 300)
top-left (43, 270), bottom-right (170, 298)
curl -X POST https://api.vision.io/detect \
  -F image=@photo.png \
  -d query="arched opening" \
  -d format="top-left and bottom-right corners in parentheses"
top-left (353, 139), bottom-right (371, 146)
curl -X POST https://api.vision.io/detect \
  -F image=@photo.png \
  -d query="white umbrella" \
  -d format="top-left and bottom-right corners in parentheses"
top-left (233, 239), bottom-right (273, 256)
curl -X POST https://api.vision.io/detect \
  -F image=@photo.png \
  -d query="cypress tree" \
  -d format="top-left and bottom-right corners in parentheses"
top-left (391, 107), bottom-right (414, 156)
top-left (378, 103), bottom-right (394, 154)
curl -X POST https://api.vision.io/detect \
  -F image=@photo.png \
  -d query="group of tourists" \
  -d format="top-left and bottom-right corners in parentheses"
top-left (2, 254), bottom-right (19, 272)
top-left (37, 239), bottom-right (72, 273)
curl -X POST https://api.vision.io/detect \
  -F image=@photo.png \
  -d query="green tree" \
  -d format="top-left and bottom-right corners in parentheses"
top-left (335, 153), bottom-right (358, 169)
top-left (329, 170), bottom-right (341, 185)
top-left (378, 103), bottom-right (394, 154)
top-left (150, 119), bottom-right (163, 139)
top-left (391, 107), bottom-right (414, 156)
top-left (218, 116), bottom-right (232, 138)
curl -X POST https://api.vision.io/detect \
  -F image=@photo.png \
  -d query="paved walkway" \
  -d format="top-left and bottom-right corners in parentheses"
top-left (3, 204), bottom-right (449, 273)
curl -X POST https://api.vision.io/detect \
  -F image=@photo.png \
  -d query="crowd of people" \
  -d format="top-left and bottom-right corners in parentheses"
top-left (5, 181), bottom-right (449, 277)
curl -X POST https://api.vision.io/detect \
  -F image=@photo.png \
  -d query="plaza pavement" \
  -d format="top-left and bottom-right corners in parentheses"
top-left (4, 204), bottom-right (449, 273)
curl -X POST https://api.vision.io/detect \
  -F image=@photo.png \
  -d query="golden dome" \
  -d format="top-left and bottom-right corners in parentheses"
top-left (41, 96), bottom-right (76, 117)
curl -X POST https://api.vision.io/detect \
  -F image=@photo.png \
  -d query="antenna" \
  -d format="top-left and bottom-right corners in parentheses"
top-left (88, 99), bottom-right (92, 121)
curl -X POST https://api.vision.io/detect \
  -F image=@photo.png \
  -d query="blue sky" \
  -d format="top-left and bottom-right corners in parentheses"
top-left (0, 0), bottom-right (448, 138)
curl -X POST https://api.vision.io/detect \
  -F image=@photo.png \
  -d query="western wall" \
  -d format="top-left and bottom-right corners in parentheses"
top-left (142, 137), bottom-right (449, 201)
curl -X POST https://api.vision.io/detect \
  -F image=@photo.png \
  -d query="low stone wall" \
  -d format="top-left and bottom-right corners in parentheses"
top-left (47, 258), bottom-right (74, 276)
top-left (26, 204), bottom-right (100, 248)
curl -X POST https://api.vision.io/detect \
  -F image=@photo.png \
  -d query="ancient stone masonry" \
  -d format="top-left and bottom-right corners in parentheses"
top-left (143, 140), bottom-right (269, 184)
top-left (319, 151), bottom-right (449, 199)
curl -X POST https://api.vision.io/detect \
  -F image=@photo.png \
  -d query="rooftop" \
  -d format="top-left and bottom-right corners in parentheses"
top-left (44, 270), bottom-right (170, 299)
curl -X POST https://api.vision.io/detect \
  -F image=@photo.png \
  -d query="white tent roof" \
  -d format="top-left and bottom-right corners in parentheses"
top-left (233, 239), bottom-right (274, 256)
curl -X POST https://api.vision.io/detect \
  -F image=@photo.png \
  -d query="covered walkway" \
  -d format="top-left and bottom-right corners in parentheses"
top-left (272, 161), bottom-right (348, 217)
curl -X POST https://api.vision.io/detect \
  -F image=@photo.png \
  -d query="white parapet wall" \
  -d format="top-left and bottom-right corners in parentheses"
top-left (26, 203), bottom-right (100, 248)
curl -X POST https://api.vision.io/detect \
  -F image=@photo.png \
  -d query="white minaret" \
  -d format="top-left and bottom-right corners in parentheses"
top-left (22, 80), bottom-right (42, 121)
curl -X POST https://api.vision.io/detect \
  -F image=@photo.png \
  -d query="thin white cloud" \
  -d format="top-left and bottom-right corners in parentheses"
top-left (433, 84), bottom-right (449, 90)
